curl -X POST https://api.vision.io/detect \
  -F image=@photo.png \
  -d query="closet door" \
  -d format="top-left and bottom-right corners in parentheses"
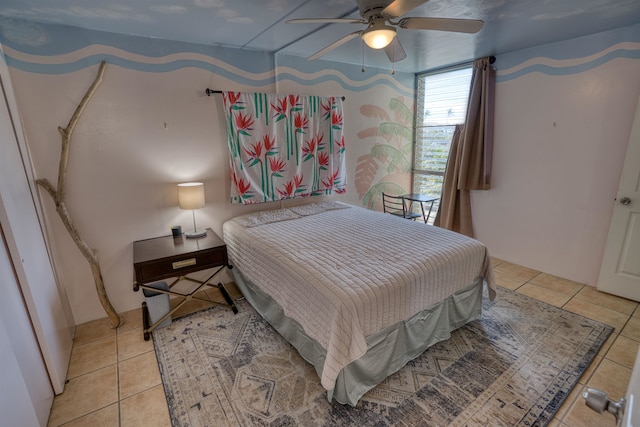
top-left (0, 225), bottom-right (53, 426)
top-left (0, 70), bottom-right (73, 393)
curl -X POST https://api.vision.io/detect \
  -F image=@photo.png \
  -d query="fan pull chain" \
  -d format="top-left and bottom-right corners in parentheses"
top-left (361, 38), bottom-right (366, 73)
top-left (391, 41), bottom-right (395, 75)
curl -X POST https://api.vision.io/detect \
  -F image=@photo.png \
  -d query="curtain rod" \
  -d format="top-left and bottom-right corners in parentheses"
top-left (416, 55), bottom-right (496, 77)
top-left (205, 88), bottom-right (345, 101)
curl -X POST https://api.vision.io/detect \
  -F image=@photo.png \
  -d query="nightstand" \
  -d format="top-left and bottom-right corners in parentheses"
top-left (133, 228), bottom-right (237, 340)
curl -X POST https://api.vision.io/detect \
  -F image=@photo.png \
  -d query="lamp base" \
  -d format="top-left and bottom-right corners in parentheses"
top-left (184, 229), bottom-right (207, 239)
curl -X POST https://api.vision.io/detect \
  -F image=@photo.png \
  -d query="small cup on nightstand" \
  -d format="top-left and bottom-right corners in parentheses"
top-left (171, 225), bottom-right (182, 238)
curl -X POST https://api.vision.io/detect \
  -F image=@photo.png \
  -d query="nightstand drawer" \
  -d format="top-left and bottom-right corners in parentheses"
top-left (134, 245), bottom-right (228, 284)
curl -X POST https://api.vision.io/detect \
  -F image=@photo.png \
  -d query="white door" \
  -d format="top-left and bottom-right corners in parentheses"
top-left (0, 71), bottom-right (73, 393)
top-left (597, 94), bottom-right (640, 302)
top-left (0, 226), bottom-right (54, 426)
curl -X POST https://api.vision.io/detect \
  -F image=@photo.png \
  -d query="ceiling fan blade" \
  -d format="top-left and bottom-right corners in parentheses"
top-left (382, 0), bottom-right (430, 18)
top-left (286, 18), bottom-right (366, 25)
top-left (399, 17), bottom-right (484, 33)
top-left (384, 37), bottom-right (407, 63)
top-left (308, 31), bottom-right (362, 60)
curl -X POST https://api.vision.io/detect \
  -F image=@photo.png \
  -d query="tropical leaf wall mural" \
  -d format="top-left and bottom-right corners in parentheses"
top-left (355, 97), bottom-right (414, 210)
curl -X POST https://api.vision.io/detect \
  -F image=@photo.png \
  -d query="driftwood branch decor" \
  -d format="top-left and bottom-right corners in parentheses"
top-left (37, 60), bottom-right (121, 328)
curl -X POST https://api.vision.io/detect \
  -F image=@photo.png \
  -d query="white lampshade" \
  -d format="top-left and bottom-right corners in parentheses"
top-left (178, 182), bottom-right (205, 210)
top-left (361, 23), bottom-right (396, 49)
top-left (177, 182), bottom-right (206, 238)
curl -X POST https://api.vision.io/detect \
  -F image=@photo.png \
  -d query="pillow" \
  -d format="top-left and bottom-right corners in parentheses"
top-left (288, 201), bottom-right (351, 216)
top-left (234, 208), bottom-right (301, 228)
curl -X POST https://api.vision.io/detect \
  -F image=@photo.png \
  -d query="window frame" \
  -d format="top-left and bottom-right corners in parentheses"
top-left (411, 63), bottom-right (474, 216)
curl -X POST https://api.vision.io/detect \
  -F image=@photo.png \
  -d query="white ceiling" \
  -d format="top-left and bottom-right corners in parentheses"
top-left (1, 0), bottom-right (639, 73)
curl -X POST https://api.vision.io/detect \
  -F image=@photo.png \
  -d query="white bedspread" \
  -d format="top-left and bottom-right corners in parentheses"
top-left (222, 202), bottom-right (496, 391)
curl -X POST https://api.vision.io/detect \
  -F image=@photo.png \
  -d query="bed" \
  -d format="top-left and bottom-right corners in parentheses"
top-left (222, 201), bottom-right (496, 406)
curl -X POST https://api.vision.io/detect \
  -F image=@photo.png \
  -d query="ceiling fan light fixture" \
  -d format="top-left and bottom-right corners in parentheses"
top-left (361, 22), bottom-right (396, 49)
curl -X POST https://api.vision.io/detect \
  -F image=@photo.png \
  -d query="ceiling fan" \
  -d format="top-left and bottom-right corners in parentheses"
top-left (287, 0), bottom-right (483, 63)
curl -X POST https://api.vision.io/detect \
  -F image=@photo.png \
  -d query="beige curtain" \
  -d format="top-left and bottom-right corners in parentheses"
top-left (435, 57), bottom-right (495, 237)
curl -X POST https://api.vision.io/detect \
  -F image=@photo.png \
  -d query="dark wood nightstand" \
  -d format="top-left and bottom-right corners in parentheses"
top-left (133, 228), bottom-right (237, 340)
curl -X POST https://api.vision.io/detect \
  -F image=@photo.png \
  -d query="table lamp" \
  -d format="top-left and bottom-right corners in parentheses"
top-left (178, 182), bottom-right (207, 238)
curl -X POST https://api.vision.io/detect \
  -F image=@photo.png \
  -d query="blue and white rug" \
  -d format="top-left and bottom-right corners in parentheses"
top-left (152, 287), bottom-right (612, 426)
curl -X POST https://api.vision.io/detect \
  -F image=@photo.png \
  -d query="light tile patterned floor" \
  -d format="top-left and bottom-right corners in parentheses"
top-left (47, 262), bottom-right (640, 426)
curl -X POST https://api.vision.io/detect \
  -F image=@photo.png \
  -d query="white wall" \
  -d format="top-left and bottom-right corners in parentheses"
top-left (6, 18), bottom-right (638, 325)
top-left (15, 65), bottom-right (271, 324)
top-left (1, 23), bottom-right (414, 324)
top-left (472, 24), bottom-right (640, 284)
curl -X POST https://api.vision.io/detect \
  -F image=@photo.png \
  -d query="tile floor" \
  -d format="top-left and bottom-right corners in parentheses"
top-left (47, 260), bottom-right (640, 426)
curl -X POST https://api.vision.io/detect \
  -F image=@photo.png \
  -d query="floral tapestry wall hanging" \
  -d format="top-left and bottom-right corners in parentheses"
top-left (222, 91), bottom-right (346, 204)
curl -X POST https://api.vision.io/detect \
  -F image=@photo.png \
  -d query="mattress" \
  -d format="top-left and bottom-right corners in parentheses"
top-left (222, 201), bottom-right (496, 395)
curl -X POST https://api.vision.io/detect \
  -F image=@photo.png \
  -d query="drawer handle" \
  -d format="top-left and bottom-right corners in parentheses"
top-left (172, 258), bottom-right (196, 269)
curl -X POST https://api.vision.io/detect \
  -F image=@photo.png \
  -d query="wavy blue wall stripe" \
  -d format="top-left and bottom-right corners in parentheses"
top-left (275, 54), bottom-right (414, 96)
top-left (275, 53), bottom-right (415, 90)
top-left (4, 54), bottom-right (281, 86)
top-left (0, 17), bottom-right (276, 73)
top-left (497, 48), bottom-right (640, 83)
top-left (275, 72), bottom-right (414, 98)
top-left (0, 18), bottom-right (413, 93)
top-left (496, 23), bottom-right (640, 70)
top-left (8, 18), bottom-right (638, 89)
top-left (4, 52), bottom-right (414, 97)
top-left (494, 22), bottom-right (640, 82)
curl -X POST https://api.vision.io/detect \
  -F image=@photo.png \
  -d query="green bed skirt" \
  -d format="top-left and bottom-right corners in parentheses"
top-left (231, 268), bottom-right (485, 406)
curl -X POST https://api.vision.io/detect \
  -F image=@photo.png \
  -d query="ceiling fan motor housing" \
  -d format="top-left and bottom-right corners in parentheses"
top-left (363, 8), bottom-right (387, 21)
top-left (357, 0), bottom-right (394, 18)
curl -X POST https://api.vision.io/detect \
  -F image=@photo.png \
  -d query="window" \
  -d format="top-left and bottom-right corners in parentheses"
top-left (412, 66), bottom-right (472, 220)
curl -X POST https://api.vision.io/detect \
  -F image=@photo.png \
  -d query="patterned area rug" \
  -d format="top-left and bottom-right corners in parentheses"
top-left (152, 287), bottom-right (612, 426)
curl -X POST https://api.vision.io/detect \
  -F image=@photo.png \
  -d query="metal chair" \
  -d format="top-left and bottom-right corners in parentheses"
top-left (382, 193), bottom-right (422, 221)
